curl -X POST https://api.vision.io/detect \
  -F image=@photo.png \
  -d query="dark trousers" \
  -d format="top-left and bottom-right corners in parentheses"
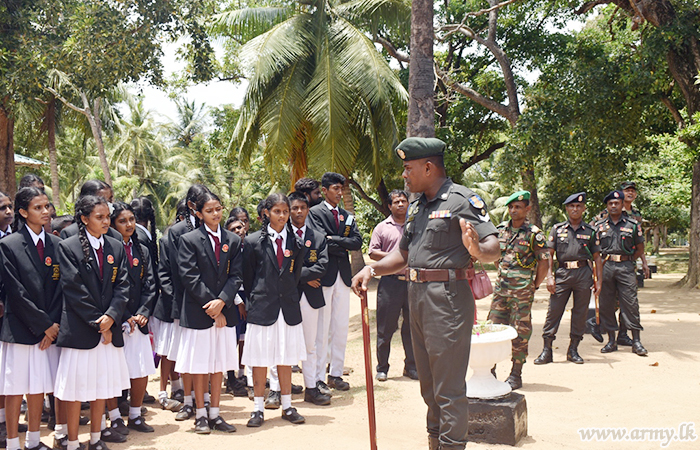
top-left (542, 266), bottom-right (593, 340)
top-left (409, 278), bottom-right (473, 450)
top-left (599, 261), bottom-right (642, 333)
top-left (376, 275), bottom-right (415, 373)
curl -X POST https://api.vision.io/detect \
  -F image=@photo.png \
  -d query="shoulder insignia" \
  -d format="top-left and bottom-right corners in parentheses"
top-left (535, 233), bottom-right (544, 242)
top-left (468, 195), bottom-right (485, 209)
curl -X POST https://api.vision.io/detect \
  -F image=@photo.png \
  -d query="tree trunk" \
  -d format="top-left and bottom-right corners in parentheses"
top-left (661, 224), bottom-right (668, 248)
top-left (342, 183), bottom-right (365, 276)
top-left (520, 167), bottom-right (542, 227)
top-left (652, 226), bottom-right (660, 254)
top-left (85, 99), bottom-right (113, 186)
top-left (0, 102), bottom-right (16, 198)
top-left (681, 160), bottom-right (700, 288)
top-left (46, 97), bottom-right (61, 209)
top-left (406, 0), bottom-right (435, 138)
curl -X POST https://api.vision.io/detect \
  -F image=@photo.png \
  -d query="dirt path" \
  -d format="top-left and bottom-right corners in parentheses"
top-left (39, 273), bottom-right (699, 449)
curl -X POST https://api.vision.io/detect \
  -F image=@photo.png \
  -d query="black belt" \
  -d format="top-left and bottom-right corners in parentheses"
top-left (558, 260), bottom-right (588, 269)
top-left (385, 273), bottom-right (407, 281)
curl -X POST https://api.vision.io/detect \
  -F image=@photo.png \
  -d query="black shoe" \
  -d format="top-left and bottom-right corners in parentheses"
top-left (80, 402), bottom-right (90, 411)
top-left (403, 368), bottom-right (419, 380)
top-left (25, 443), bottom-right (52, 450)
top-left (52, 436), bottom-right (67, 450)
top-left (48, 416), bottom-right (56, 431)
top-left (265, 390), bottom-right (281, 410)
top-left (304, 388), bottom-right (331, 406)
top-left (41, 410), bottom-right (50, 423)
top-left (79, 416), bottom-right (89, 426)
top-left (246, 411), bottom-right (264, 428)
top-left (617, 333), bottom-right (634, 346)
top-left (601, 341), bottom-right (617, 353)
top-left (327, 375), bottom-right (350, 391)
top-left (534, 347), bottom-right (553, 365)
top-left (232, 384), bottom-right (248, 397)
top-left (209, 416), bottom-right (236, 433)
top-left (506, 373), bottom-right (522, 390)
top-left (110, 417), bottom-right (129, 436)
top-left (21, 399), bottom-right (27, 414)
top-left (589, 323), bottom-right (604, 343)
top-left (632, 341), bottom-right (648, 356)
top-left (159, 397), bottom-right (182, 411)
top-left (127, 416), bottom-right (154, 433)
top-left (194, 416), bottom-right (210, 435)
top-left (291, 384), bottom-right (303, 395)
top-left (99, 429), bottom-right (126, 444)
top-left (291, 365), bottom-right (302, 373)
top-left (18, 423), bottom-right (28, 433)
top-left (142, 391), bottom-right (156, 404)
top-left (316, 381), bottom-right (332, 396)
top-left (567, 343), bottom-right (584, 364)
top-left (175, 404), bottom-right (194, 421)
top-left (88, 440), bottom-right (110, 450)
top-left (281, 407), bottom-right (305, 424)
top-left (170, 389), bottom-right (185, 403)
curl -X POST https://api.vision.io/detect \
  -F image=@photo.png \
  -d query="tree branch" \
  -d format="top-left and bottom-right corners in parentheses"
top-left (467, 0), bottom-right (520, 17)
top-left (459, 142), bottom-right (506, 172)
top-left (374, 35), bottom-right (409, 63)
top-left (44, 86), bottom-right (86, 116)
top-left (575, 0), bottom-right (610, 15)
top-left (660, 94), bottom-right (685, 128)
top-left (348, 178), bottom-right (389, 217)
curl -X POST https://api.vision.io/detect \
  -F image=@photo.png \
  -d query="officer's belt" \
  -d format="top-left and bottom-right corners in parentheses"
top-left (384, 272), bottom-right (407, 281)
top-left (558, 260), bottom-right (588, 269)
top-left (604, 254), bottom-right (633, 262)
top-left (407, 268), bottom-right (472, 283)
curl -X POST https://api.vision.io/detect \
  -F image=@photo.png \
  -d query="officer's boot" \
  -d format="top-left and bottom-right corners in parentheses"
top-left (600, 331), bottom-right (617, 353)
top-left (566, 337), bottom-right (584, 364)
top-left (631, 330), bottom-right (648, 356)
top-left (428, 436), bottom-right (440, 450)
top-left (617, 321), bottom-right (634, 346)
top-left (505, 361), bottom-right (523, 390)
top-left (586, 315), bottom-right (604, 343)
top-left (534, 337), bottom-right (554, 365)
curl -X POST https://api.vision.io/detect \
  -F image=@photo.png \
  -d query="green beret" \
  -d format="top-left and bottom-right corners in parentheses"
top-left (505, 190), bottom-right (530, 206)
top-left (395, 137), bottom-right (446, 161)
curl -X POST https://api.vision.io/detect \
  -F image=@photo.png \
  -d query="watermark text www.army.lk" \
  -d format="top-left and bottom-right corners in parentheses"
top-left (578, 422), bottom-right (697, 447)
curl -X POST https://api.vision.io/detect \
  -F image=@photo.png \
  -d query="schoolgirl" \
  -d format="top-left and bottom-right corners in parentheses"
top-left (0, 187), bottom-right (62, 450)
top-left (156, 184), bottom-right (211, 421)
top-left (241, 193), bottom-right (308, 427)
top-left (103, 203), bottom-right (156, 434)
top-left (175, 191), bottom-right (242, 434)
top-left (0, 190), bottom-right (14, 445)
top-left (54, 195), bottom-right (131, 450)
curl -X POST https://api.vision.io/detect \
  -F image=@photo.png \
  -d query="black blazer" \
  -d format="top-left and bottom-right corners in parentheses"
top-left (135, 226), bottom-right (159, 306)
top-left (297, 227), bottom-right (328, 309)
top-left (178, 226), bottom-right (243, 330)
top-left (0, 227), bottom-right (63, 345)
top-left (308, 203), bottom-right (362, 287)
top-left (153, 235), bottom-right (173, 323)
top-left (56, 234), bottom-right (130, 349)
top-left (242, 226), bottom-right (308, 326)
top-left (163, 220), bottom-right (191, 321)
top-left (120, 240), bottom-right (157, 335)
top-left (61, 222), bottom-right (122, 241)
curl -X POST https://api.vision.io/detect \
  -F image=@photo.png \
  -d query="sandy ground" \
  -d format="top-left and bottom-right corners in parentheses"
top-left (35, 272), bottom-right (699, 449)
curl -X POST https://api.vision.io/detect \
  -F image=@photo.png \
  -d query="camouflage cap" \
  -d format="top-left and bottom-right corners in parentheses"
top-left (603, 190), bottom-right (624, 204)
top-left (505, 190), bottom-right (530, 206)
top-left (620, 181), bottom-right (637, 190)
top-left (395, 137), bottom-right (446, 161)
top-left (563, 192), bottom-right (586, 205)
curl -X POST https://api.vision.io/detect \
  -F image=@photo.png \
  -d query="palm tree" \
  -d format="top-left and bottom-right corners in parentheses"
top-left (210, 0), bottom-right (408, 188)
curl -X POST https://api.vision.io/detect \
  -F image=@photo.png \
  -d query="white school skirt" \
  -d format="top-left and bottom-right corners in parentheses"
top-left (149, 317), bottom-right (173, 357)
top-left (0, 342), bottom-right (60, 395)
top-left (242, 311), bottom-right (307, 368)
top-left (54, 342), bottom-right (130, 402)
top-left (123, 330), bottom-right (156, 379)
top-left (167, 319), bottom-right (184, 361)
top-left (174, 325), bottom-right (239, 375)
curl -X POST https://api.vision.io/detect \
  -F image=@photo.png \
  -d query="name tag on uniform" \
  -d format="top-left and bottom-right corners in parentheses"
top-left (576, 234), bottom-right (590, 239)
top-left (428, 210), bottom-right (451, 219)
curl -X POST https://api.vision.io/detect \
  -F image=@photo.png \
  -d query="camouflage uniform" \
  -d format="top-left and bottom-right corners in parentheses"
top-left (488, 220), bottom-right (548, 363)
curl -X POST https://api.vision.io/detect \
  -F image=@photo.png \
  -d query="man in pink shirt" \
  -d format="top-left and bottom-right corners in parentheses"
top-left (368, 190), bottom-right (417, 381)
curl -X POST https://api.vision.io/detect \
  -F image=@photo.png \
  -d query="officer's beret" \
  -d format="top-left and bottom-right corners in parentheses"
top-left (603, 190), bottom-right (624, 204)
top-left (620, 181), bottom-right (637, 190)
top-left (505, 190), bottom-right (530, 206)
top-left (395, 137), bottom-right (446, 161)
top-left (563, 192), bottom-right (586, 205)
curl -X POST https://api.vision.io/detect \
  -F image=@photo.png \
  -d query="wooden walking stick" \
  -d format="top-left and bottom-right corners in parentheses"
top-left (360, 290), bottom-right (378, 450)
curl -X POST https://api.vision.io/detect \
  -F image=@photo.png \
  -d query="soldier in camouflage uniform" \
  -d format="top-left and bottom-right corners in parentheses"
top-left (488, 191), bottom-right (550, 390)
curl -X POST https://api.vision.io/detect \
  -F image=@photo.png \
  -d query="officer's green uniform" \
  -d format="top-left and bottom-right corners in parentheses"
top-left (396, 137), bottom-right (497, 450)
top-left (488, 192), bottom-right (548, 364)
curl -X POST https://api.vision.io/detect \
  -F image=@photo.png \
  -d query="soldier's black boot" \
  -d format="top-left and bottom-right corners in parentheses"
top-left (534, 337), bottom-right (554, 365)
top-left (617, 321), bottom-right (634, 346)
top-left (566, 337), bottom-right (584, 364)
top-left (586, 316), bottom-right (604, 343)
top-left (428, 436), bottom-right (439, 450)
top-left (631, 330), bottom-right (648, 356)
top-left (600, 331), bottom-right (617, 353)
top-left (505, 361), bottom-right (523, 390)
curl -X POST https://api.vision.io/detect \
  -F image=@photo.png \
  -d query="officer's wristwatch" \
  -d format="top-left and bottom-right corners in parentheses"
top-left (369, 266), bottom-right (377, 277)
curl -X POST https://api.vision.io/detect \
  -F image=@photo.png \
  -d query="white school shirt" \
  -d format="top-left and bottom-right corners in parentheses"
top-left (26, 224), bottom-right (45, 247)
top-left (86, 231), bottom-right (105, 265)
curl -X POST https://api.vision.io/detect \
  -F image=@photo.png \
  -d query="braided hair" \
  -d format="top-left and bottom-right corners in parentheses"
top-left (184, 184), bottom-right (210, 232)
top-left (75, 195), bottom-right (108, 268)
top-left (12, 187), bottom-right (48, 232)
top-left (111, 201), bottom-right (142, 264)
top-left (174, 198), bottom-right (187, 224)
top-left (130, 196), bottom-right (157, 264)
top-left (260, 193), bottom-right (290, 240)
